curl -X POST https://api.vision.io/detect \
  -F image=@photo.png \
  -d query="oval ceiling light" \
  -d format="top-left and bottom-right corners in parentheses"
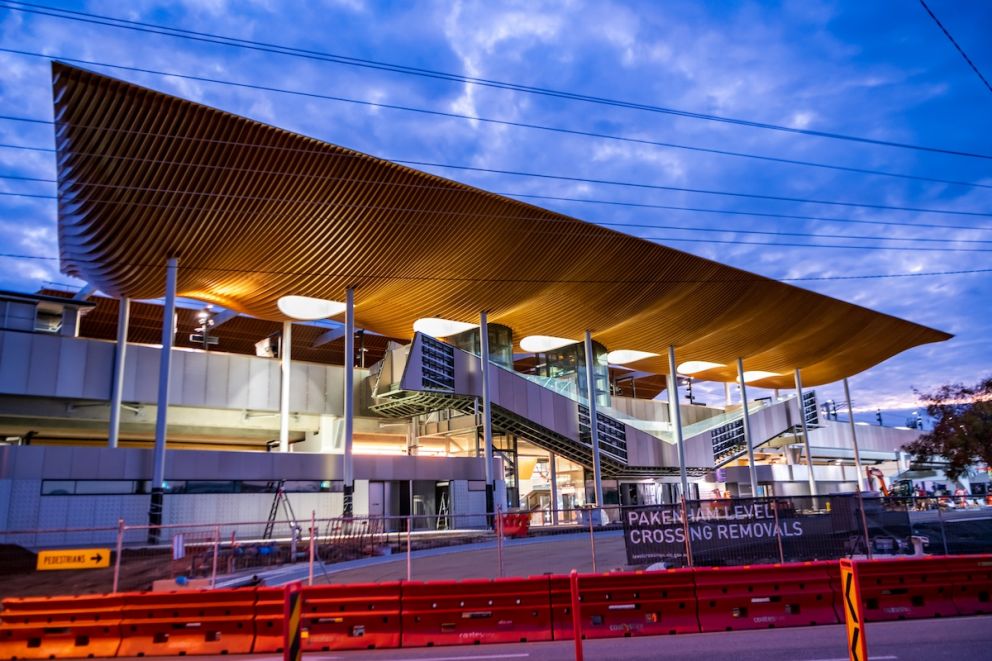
top-left (606, 349), bottom-right (660, 365)
top-left (413, 317), bottom-right (478, 338)
top-left (742, 370), bottom-right (781, 383)
top-left (520, 335), bottom-right (578, 353)
top-left (677, 360), bottom-right (725, 375)
top-left (277, 295), bottom-right (347, 320)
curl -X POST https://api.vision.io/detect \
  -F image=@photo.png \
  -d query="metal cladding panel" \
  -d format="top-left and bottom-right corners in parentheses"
top-left (204, 352), bottom-right (230, 408)
top-left (180, 350), bottom-right (209, 406)
top-left (227, 354), bottom-right (251, 409)
top-left (0, 331), bottom-right (31, 394)
top-left (54, 334), bottom-right (87, 397)
top-left (50, 63), bottom-right (951, 388)
top-left (26, 333), bottom-right (59, 396)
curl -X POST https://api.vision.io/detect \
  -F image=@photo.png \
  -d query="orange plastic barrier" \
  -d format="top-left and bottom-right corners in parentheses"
top-left (301, 582), bottom-right (402, 651)
top-left (117, 588), bottom-right (256, 656)
top-left (550, 569), bottom-right (699, 640)
top-left (694, 561), bottom-right (840, 632)
top-left (941, 554), bottom-right (992, 616)
top-left (252, 587), bottom-right (285, 654)
top-left (500, 513), bottom-right (531, 538)
top-left (854, 556), bottom-right (957, 622)
top-left (401, 577), bottom-right (553, 647)
top-left (0, 593), bottom-right (122, 660)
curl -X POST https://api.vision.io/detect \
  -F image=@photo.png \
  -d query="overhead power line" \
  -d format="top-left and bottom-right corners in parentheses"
top-left (919, 0), bottom-right (992, 95)
top-left (1, 48), bottom-right (989, 191)
top-left (4, 140), bottom-right (992, 234)
top-left (2, 252), bottom-right (991, 282)
top-left (1, 185), bottom-right (991, 253)
top-left (2, 117), bottom-right (992, 219)
top-left (2, 0), bottom-right (991, 160)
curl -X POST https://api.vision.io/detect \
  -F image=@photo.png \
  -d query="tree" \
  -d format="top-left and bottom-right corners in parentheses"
top-left (903, 375), bottom-right (992, 480)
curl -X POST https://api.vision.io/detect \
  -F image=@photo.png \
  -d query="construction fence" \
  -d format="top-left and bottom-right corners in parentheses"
top-left (1, 494), bottom-right (990, 598)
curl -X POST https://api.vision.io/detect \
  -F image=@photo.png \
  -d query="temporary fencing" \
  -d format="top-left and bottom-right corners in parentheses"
top-left (4, 554), bottom-right (987, 659)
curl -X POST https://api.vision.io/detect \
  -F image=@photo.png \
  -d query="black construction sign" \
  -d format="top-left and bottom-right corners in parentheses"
top-left (622, 498), bottom-right (839, 566)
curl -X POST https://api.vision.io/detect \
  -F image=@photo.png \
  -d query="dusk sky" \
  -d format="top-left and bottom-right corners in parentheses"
top-left (1, 1), bottom-right (989, 420)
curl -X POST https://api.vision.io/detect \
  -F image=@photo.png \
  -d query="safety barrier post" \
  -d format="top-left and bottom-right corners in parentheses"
top-left (308, 511), bottom-right (316, 586)
top-left (210, 525), bottom-right (220, 589)
top-left (570, 570), bottom-right (584, 661)
top-left (283, 582), bottom-right (303, 661)
top-left (588, 510), bottom-right (597, 573)
top-left (680, 495), bottom-right (693, 568)
top-left (112, 517), bottom-right (124, 593)
top-left (772, 499), bottom-right (785, 563)
top-left (840, 559), bottom-right (869, 661)
top-left (936, 506), bottom-right (950, 555)
top-left (856, 490), bottom-right (872, 559)
top-left (496, 505), bottom-right (504, 577)
top-left (406, 514), bottom-right (412, 581)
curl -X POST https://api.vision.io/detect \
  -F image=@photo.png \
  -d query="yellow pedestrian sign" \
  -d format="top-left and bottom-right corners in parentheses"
top-left (840, 558), bottom-right (869, 661)
top-left (36, 548), bottom-right (111, 571)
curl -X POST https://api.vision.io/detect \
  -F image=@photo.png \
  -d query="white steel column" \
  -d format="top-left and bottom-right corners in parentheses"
top-left (584, 331), bottom-right (604, 510)
top-left (844, 377), bottom-right (866, 492)
top-left (279, 321), bottom-right (292, 453)
top-left (480, 312), bottom-right (495, 516)
top-left (549, 452), bottom-right (559, 525)
top-left (736, 358), bottom-right (759, 497)
top-left (667, 345), bottom-right (689, 499)
top-left (343, 288), bottom-right (355, 516)
top-left (794, 368), bottom-right (818, 496)
top-left (724, 381), bottom-right (732, 406)
top-left (108, 297), bottom-right (130, 448)
top-left (150, 258), bottom-right (178, 541)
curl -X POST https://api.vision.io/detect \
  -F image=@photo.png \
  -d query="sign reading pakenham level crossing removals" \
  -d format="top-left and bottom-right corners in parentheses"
top-left (622, 500), bottom-right (808, 565)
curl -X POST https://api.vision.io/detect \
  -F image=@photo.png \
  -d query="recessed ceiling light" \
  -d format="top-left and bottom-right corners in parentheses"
top-left (606, 349), bottom-right (660, 365)
top-left (519, 335), bottom-right (578, 353)
top-left (413, 317), bottom-right (478, 338)
top-left (277, 295), bottom-right (346, 320)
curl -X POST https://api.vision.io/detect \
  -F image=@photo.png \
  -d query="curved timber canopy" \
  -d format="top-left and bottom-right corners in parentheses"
top-left (51, 62), bottom-right (951, 389)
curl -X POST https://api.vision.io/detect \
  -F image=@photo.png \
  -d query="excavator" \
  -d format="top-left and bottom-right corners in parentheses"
top-left (865, 467), bottom-right (912, 497)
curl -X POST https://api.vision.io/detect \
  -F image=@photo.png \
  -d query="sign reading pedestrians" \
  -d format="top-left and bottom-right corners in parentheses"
top-left (840, 558), bottom-right (869, 661)
top-left (36, 548), bottom-right (111, 571)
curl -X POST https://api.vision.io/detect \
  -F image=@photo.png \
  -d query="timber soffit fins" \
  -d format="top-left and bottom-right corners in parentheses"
top-left (50, 62), bottom-right (952, 389)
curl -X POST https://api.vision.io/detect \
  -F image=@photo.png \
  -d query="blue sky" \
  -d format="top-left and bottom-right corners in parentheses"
top-left (0, 0), bottom-right (990, 417)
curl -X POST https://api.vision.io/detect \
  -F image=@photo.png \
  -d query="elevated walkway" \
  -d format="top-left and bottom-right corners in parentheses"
top-left (366, 333), bottom-right (812, 477)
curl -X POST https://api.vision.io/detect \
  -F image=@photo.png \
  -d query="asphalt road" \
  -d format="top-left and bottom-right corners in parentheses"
top-left (115, 615), bottom-right (992, 661)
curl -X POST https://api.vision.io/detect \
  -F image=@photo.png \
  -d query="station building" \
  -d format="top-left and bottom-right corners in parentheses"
top-left (0, 63), bottom-right (950, 534)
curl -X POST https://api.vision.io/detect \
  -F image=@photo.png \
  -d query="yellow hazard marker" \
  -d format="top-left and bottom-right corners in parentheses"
top-left (36, 548), bottom-right (111, 571)
top-left (283, 581), bottom-right (303, 661)
top-left (840, 558), bottom-right (869, 661)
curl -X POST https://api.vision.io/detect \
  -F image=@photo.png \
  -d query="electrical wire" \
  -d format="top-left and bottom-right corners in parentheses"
top-left (2, 0), bottom-right (990, 160)
top-left (0, 187), bottom-right (990, 252)
top-left (2, 252), bottom-right (991, 283)
top-left (1, 47), bottom-right (989, 191)
top-left (919, 0), bottom-right (992, 95)
top-left (4, 141), bottom-right (992, 234)
top-left (1, 117), bottom-right (991, 219)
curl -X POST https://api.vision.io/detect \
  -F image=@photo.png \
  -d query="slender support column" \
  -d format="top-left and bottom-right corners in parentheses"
top-left (584, 331), bottom-right (604, 511)
top-left (549, 452), bottom-right (559, 525)
top-left (844, 378), bottom-right (866, 492)
top-left (736, 358), bottom-right (759, 497)
top-left (279, 321), bottom-right (292, 453)
top-left (794, 368), bottom-right (818, 497)
top-left (480, 312), bottom-right (495, 517)
top-left (150, 258), bottom-right (178, 542)
top-left (108, 297), bottom-right (130, 448)
top-left (343, 288), bottom-right (355, 516)
top-left (667, 346), bottom-right (689, 499)
top-left (724, 381), bottom-right (732, 406)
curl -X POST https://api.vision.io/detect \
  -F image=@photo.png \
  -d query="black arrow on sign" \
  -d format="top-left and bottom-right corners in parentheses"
top-left (845, 572), bottom-right (862, 661)
top-left (90, 554), bottom-right (103, 563)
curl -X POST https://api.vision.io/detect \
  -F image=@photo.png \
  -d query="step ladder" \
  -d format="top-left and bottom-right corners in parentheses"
top-left (263, 480), bottom-right (301, 540)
